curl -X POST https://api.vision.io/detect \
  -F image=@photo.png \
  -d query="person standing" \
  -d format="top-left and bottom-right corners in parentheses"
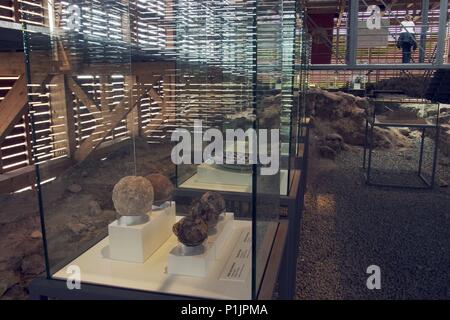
top-left (397, 14), bottom-right (417, 63)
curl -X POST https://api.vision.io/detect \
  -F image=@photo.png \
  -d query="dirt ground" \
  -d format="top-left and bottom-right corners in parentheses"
top-left (0, 139), bottom-right (175, 299)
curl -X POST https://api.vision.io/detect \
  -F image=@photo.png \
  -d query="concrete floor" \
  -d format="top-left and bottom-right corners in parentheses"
top-left (296, 145), bottom-right (450, 300)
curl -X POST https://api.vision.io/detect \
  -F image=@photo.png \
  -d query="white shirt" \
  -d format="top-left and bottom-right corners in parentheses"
top-left (400, 21), bottom-right (416, 34)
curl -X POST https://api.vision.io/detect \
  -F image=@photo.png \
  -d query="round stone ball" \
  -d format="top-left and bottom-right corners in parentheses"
top-left (200, 191), bottom-right (226, 214)
top-left (145, 173), bottom-right (174, 203)
top-left (173, 216), bottom-right (208, 247)
top-left (112, 176), bottom-right (154, 216)
top-left (190, 199), bottom-right (220, 229)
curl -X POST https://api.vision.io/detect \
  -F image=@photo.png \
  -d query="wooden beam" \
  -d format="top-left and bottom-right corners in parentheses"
top-left (336, 0), bottom-right (346, 28)
top-left (141, 81), bottom-right (173, 133)
top-left (12, 0), bottom-right (20, 23)
top-left (49, 75), bottom-right (77, 158)
top-left (41, 0), bottom-right (49, 29)
top-left (73, 61), bottom-right (174, 77)
top-left (0, 52), bottom-right (25, 76)
top-left (125, 75), bottom-right (140, 137)
top-left (99, 75), bottom-right (109, 112)
top-left (71, 63), bottom-right (175, 161)
top-left (74, 87), bottom-right (149, 162)
top-left (67, 77), bottom-right (102, 119)
top-left (162, 76), bottom-right (175, 127)
top-left (142, 115), bottom-right (166, 134)
top-left (148, 87), bottom-right (164, 106)
top-left (0, 158), bottom-right (73, 194)
top-left (0, 74), bottom-right (28, 146)
top-left (57, 40), bottom-right (72, 71)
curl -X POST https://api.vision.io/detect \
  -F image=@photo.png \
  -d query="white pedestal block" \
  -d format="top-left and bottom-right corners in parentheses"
top-left (168, 243), bottom-right (214, 277)
top-left (108, 202), bottom-right (176, 263)
top-left (168, 212), bottom-right (234, 277)
top-left (207, 212), bottom-right (234, 259)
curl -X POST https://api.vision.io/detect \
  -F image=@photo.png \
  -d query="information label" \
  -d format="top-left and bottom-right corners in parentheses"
top-left (219, 230), bottom-right (251, 282)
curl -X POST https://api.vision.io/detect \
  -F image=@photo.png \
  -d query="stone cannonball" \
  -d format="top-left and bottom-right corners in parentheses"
top-left (112, 176), bottom-right (154, 216)
top-left (145, 173), bottom-right (174, 204)
top-left (190, 199), bottom-right (219, 229)
top-left (173, 216), bottom-right (208, 247)
top-left (200, 191), bottom-right (226, 214)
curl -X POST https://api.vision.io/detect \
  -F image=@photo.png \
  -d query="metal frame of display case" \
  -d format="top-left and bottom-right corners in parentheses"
top-left (28, 221), bottom-right (288, 300)
top-left (363, 102), bottom-right (441, 189)
top-left (278, 118), bottom-right (311, 299)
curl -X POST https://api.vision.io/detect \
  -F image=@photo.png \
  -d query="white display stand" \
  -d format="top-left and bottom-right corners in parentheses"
top-left (108, 202), bottom-right (176, 263)
top-left (168, 212), bottom-right (234, 277)
top-left (53, 218), bottom-right (252, 300)
top-left (210, 213), bottom-right (235, 259)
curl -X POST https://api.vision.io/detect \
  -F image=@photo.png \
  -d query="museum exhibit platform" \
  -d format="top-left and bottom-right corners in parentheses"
top-left (29, 220), bottom-right (288, 300)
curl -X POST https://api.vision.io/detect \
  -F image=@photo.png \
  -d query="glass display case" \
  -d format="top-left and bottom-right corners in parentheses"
top-left (23, 0), bottom-right (297, 300)
top-left (175, 0), bottom-right (309, 198)
top-left (363, 98), bottom-right (441, 189)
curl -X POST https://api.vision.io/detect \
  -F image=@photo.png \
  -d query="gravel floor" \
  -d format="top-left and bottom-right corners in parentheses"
top-left (296, 140), bottom-right (450, 300)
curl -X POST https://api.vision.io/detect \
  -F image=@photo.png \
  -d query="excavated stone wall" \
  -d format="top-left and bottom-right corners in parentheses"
top-left (306, 88), bottom-right (411, 159)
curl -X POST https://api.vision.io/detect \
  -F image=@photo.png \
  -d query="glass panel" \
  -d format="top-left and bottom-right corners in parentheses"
top-left (253, 0), bottom-right (282, 297)
top-left (281, 0), bottom-right (296, 196)
top-left (175, 1), bottom-right (256, 198)
top-left (23, 0), bottom-right (133, 276)
top-left (173, 1), bottom-right (255, 298)
top-left (298, 19), bottom-right (311, 125)
top-left (174, 0), bottom-right (209, 188)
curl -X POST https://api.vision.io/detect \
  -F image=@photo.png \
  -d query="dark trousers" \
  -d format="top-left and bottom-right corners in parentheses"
top-left (401, 44), bottom-right (412, 63)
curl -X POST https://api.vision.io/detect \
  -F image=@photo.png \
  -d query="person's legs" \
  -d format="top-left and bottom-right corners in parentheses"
top-left (402, 43), bottom-right (412, 63)
top-left (402, 51), bottom-right (411, 63)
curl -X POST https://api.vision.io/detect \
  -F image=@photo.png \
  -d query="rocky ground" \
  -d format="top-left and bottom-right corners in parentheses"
top-left (296, 132), bottom-right (450, 299)
top-left (306, 88), bottom-right (450, 160)
top-left (0, 191), bottom-right (43, 299)
top-left (0, 139), bottom-right (175, 299)
top-left (296, 89), bottom-right (449, 299)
